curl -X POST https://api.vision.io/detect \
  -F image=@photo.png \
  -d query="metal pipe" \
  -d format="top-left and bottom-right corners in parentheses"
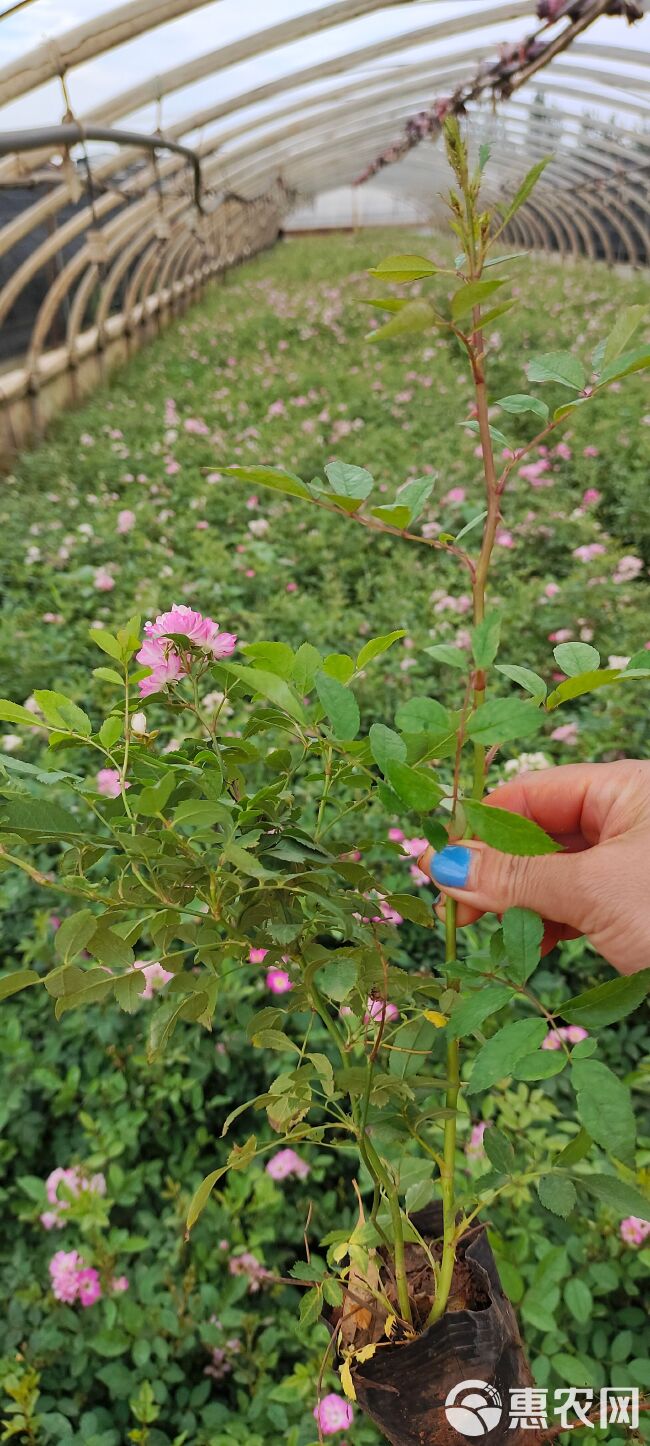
top-left (0, 124), bottom-right (203, 211)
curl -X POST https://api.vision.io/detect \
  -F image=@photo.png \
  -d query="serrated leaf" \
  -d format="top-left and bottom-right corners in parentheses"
top-left (98, 715), bottom-right (122, 749)
top-left (498, 157), bottom-right (551, 228)
top-left (314, 671), bottom-right (360, 740)
top-left (599, 346), bottom-right (650, 386)
top-left (467, 1018), bottom-right (547, 1093)
top-left (563, 973), bottom-right (649, 1028)
top-left (467, 697), bottom-right (544, 746)
top-left (483, 1128), bottom-right (515, 1174)
top-left (513, 1050), bottom-right (566, 1080)
top-left (450, 277), bottom-right (507, 322)
top-left (394, 696), bottom-right (451, 734)
top-left (461, 419), bottom-right (511, 451)
top-left (186, 1165), bottom-right (229, 1229)
top-left (502, 908), bottom-right (543, 983)
top-left (324, 461), bottom-right (374, 500)
top-left (463, 800), bottom-right (559, 856)
top-left (357, 630), bottom-right (406, 670)
top-left (367, 298), bottom-right (436, 343)
top-left (33, 690), bottom-right (92, 736)
top-left (423, 644), bottom-right (468, 670)
top-left (537, 1175), bottom-right (577, 1219)
top-left (601, 305), bottom-right (647, 369)
top-left (553, 641), bottom-right (600, 676)
top-left (495, 664), bottom-right (547, 701)
top-left (527, 351), bottom-right (586, 390)
top-left (472, 613), bottom-right (502, 669)
top-left (0, 796), bottom-right (88, 838)
top-left (383, 761), bottom-right (443, 813)
top-left (369, 723), bottom-right (406, 772)
top-left (546, 668), bottom-right (619, 710)
top-left (54, 909), bottom-right (97, 963)
top-left (578, 1173), bottom-right (649, 1220)
top-left (496, 394), bottom-right (549, 422)
top-left (396, 475), bottom-right (435, 521)
top-left (134, 771), bottom-right (176, 817)
top-left (369, 504), bottom-right (411, 528)
top-left (220, 662), bottom-right (305, 722)
top-left (222, 464), bottom-right (311, 499)
top-left (0, 699), bottom-right (44, 728)
top-left (571, 1059), bottom-right (635, 1164)
top-left (368, 253), bottom-right (438, 283)
top-left (223, 842), bottom-right (269, 880)
top-left (93, 667), bottom-right (124, 686)
top-left (89, 628), bottom-right (123, 661)
top-left (0, 969), bottom-right (40, 1002)
top-left (447, 984), bottom-right (512, 1039)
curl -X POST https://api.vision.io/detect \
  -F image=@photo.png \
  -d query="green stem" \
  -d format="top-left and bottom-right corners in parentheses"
top-left (428, 897), bottom-right (460, 1325)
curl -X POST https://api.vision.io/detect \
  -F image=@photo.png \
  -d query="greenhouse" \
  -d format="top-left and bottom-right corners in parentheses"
top-left (0, 2), bottom-right (648, 1444)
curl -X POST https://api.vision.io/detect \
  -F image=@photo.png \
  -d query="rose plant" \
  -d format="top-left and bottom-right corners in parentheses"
top-left (0, 123), bottom-right (649, 1445)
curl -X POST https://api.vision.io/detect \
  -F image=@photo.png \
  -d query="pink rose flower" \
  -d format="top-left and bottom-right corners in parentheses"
top-left (365, 997), bottom-right (399, 1024)
top-left (77, 1267), bottom-right (102, 1307)
top-left (93, 567), bottom-right (115, 592)
top-left (96, 768), bottom-right (127, 798)
top-left (313, 1394), bottom-right (354, 1434)
top-left (551, 722), bottom-right (579, 744)
top-left (134, 959), bottom-right (173, 1000)
top-left (111, 1275), bottom-right (130, 1293)
top-left (49, 1250), bottom-right (83, 1304)
top-left (620, 1216), bottom-right (650, 1247)
top-left (117, 509), bottom-right (136, 534)
top-left (466, 1121), bottom-right (490, 1161)
top-left (266, 1148), bottom-right (310, 1181)
top-left (248, 948), bottom-right (268, 964)
top-left (266, 968), bottom-right (293, 994)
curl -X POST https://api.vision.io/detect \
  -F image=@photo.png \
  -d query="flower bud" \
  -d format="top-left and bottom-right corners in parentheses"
top-left (130, 711), bottom-right (147, 736)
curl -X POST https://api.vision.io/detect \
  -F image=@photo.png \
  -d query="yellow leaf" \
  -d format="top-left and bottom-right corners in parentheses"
top-left (385, 1313), bottom-right (397, 1339)
top-left (355, 1343), bottom-right (377, 1364)
top-left (332, 1240), bottom-right (350, 1264)
top-left (340, 1359), bottom-right (357, 1401)
top-left (424, 1010), bottom-right (448, 1028)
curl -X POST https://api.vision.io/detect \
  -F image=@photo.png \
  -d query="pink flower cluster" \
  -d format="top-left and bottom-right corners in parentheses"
top-left (136, 604), bottom-right (236, 698)
top-left (41, 1166), bottom-right (106, 1230)
top-left (228, 1250), bottom-right (273, 1293)
top-left (265, 1148), bottom-right (310, 1181)
top-left (364, 996), bottom-right (399, 1024)
top-left (541, 1025), bottom-right (589, 1050)
top-left (620, 1216), bottom-right (650, 1247)
top-left (389, 828), bottom-right (429, 885)
top-left (313, 1393), bottom-right (354, 1435)
top-left (49, 1251), bottom-right (129, 1307)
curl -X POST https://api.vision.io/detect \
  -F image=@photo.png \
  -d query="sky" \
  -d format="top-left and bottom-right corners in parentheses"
top-left (0, 0), bottom-right (648, 196)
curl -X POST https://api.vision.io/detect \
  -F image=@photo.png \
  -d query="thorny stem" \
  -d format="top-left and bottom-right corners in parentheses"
top-left (428, 897), bottom-right (460, 1325)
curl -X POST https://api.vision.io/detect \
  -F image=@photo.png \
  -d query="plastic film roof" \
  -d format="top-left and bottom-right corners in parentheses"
top-left (0, 0), bottom-right (648, 434)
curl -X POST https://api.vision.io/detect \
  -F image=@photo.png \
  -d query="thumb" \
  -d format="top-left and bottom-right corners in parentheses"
top-left (421, 841), bottom-right (593, 931)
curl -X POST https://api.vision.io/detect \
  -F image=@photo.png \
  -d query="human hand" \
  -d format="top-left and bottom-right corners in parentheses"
top-left (419, 761), bottom-right (650, 975)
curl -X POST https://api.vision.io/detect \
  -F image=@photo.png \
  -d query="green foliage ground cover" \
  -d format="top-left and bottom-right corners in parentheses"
top-left (0, 233), bottom-right (648, 1443)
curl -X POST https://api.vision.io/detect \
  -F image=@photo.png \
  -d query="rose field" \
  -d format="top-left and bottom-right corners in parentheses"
top-left (1, 230), bottom-right (649, 1446)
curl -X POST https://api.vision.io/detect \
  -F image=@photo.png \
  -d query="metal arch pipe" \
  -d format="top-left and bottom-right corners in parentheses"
top-left (0, 123), bottom-right (204, 211)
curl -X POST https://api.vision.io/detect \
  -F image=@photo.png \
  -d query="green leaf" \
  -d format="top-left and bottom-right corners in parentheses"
top-left (222, 842), bottom-right (269, 880)
top-left (299, 1285), bottom-right (323, 1327)
top-left (0, 797), bottom-right (88, 838)
top-left (527, 351), bottom-right (586, 390)
top-left (626, 649), bottom-right (650, 672)
top-left (316, 958), bottom-right (358, 1003)
top-left (546, 669), bottom-right (619, 710)
top-left (324, 461), bottom-right (374, 500)
top-left (114, 970), bottom-right (147, 1013)
top-left (565, 1278), bottom-right (593, 1325)
top-left (292, 642), bottom-right (322, 693)
top-left (367, 253), bottom-right (438, 283)
top-left (467, 1018), bottom-right (547, 1093)
top-left (578, 1173), bottom-right (650, 1219)
top-left (89, 628), bottom-right (124, 662)
top-left (394, 696), bottom-right (451, 734)
top-left (0, 699), bottom-right (44, 728)
top-left (472, 612), bottom-right (502, 669)
top-left (537, 1174), bottom-right (578, 1219)
top-left (563, 973), bottom-right (649, 1029)
top-left (89, 1329), bottom-right (130, 1359)
top-left (601, 305), bottom-right (648, 369)
top-left (314, 671), bottom-right (360, 741)
top-left (54, 909), bottom-right (97, 963)
top-left (447, 984), bottom-right (512, 1039)
top-left (463, 800), bottom-right (559, 857)
top-left (454, 509), bottom-right (488, 545)
top-left (33, 690), bottom-right (92, 736)
top-left (513, 1050), bottom-right (566, 1081)
top-left (466, 697), bottom-right (544, 746)
top-left (134, 771), bottom-right (177, 817)
top-left (450, 277), bottom-right (507, 322)
top-left (483, 1128), bottom-right (515, 1174)
top-left (220, 662), bottom-right (305, 722)
top-left (498, 157), bottom-right (551, 228)
top-left (555, 1127), bottom-right (592, 1167)
top-left (93, 666), bottom-right (124, 686)
top-left (323, 653), bottom-right (355, 683)
top-left (461, 419), bottom-right (511, 451)
top-left (551, 1355), bottom-right (591, 1389)
top-left (98, 715), bottom-right (122, 749)
top-left (599, 345), bottom-right (650, 386)
top-left (186, 1165), bottom-right (229, 1229)
top-left (553, 397), bottom-right (590, 422)
top-left (89, 924), bottom-right (134, 970)
top-left (357, 630), bottom-right (406, 670)
top-left (367, 298), bottom-right (437, 343)
top-left (369, 504), bottom-right (411, 528)
top-left (496, 394), bottom-right (549, 422)
top-left (553, 641), bottom-right (600, 676)
top-left (173, 800), bottom-right (224, 828)
top-left (0, 969), bottom-right (40, 1002)
top-left (383, 761), bottom-right (443, 813)
top-left (479, 142), bottom-right (491, 172)
top-left (502, 908), bottom-right (544, 983)
top-left (369, 723), bottom-right (406, 773)
top-left (243, 642), bottom-right (294, 678)
top-left (423, 644), bottom-right (468, 670)
top-left (362, 297), bottom-right (409, 314)
top-left (495, 664), bottom-right (547, 701)
top-left (222, 464), bottom-right (311, 500)
top-left (571, 1059), bottom-right (636, 1163)
top-left (396, 475), bottom-right (435, 521)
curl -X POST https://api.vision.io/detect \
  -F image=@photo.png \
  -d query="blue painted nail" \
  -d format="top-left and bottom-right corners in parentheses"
top-left (430, 846), bottom-right (473, 889)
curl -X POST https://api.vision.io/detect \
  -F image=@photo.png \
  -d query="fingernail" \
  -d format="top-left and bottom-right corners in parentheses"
top-left (430, 846), bottom-right (473, 889)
